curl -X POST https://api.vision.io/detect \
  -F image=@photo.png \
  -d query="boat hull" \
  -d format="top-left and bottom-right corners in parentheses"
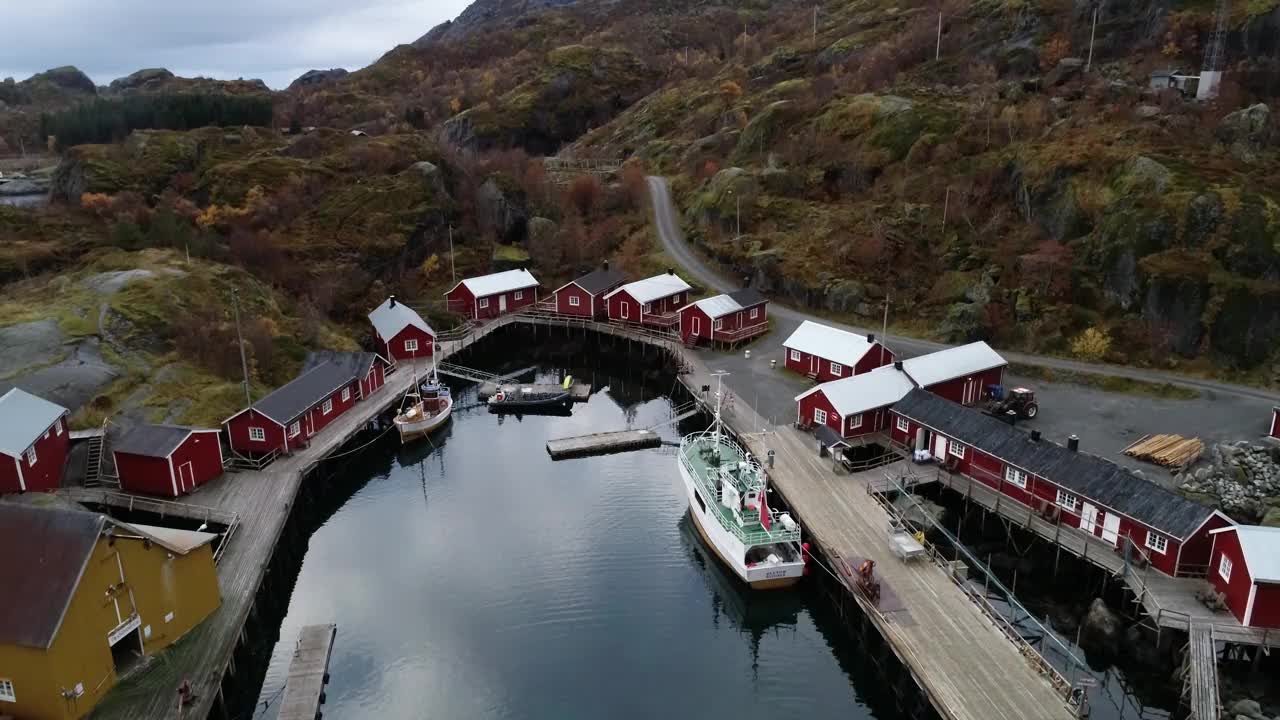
top-left (395, 397), bottom-right (452, 442)
top-left (677, 450), bottom-right (803, 590)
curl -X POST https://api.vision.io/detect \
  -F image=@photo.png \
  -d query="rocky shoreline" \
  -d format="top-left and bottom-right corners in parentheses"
top-left (1177, 441), bottom-right (1280, 526)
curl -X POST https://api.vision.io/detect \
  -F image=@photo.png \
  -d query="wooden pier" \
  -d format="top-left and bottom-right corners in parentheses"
top-left (278, 624), bottom-right (337, 720)
top-left (478, 381), bottom-right (592, 403)
top-left (1184, 624), bottom-right (1219, 720)
top-left (546, 429), bottom-right (662, 459)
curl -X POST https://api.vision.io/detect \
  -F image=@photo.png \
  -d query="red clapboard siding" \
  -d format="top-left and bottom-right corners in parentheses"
top-left (1210, 530), bottom-right (1256, 625)
top-left (0, 416), bottom-right (70, 493)
top-left (380, 325), bottom-right (434, 362)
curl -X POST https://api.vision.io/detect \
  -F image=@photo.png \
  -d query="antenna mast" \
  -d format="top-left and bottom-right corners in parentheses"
top-left (1199, 0), bottom-right (1229, 99)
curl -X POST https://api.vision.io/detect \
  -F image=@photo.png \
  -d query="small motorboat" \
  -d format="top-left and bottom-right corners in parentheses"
top-left (487, 376), bottom-right (573, 412)
top-left (394, 363), bottom-right (452, 442)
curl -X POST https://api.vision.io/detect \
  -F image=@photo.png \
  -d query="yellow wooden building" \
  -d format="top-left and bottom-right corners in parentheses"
top-left (0, 504), bottom-right (221, 719)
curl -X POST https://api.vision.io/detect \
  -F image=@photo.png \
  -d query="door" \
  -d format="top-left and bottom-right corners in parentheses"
top-left (1101, 513), bottom-right (1121, 546)
top-left (962, 378), bottom-right (976, 404)
top-left (1080, 503), bottom-right (1099, 533)
top-left (691, 316), bottom-right (700, 338)
top-left (499, 294), bottom-right (507, 313)
top-left (178, 462), bottom-right (195, 493)
top-left (810, 354), bottom-right (818, 376)
top-left (933, 433), bottom-right (947, 460)
top-left (915, 427), bottom-right (927, 452)
top-left (620, 301), bottom-right (629, 320)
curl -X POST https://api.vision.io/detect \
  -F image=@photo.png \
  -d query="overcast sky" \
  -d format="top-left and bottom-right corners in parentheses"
top-left (0, 0), bottom-right (473, 90)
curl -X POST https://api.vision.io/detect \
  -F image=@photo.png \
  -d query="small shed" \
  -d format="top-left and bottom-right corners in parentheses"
top-left (369, 295), bottom-right (435, 362)
top-left (444, 269), bottom-right (539, 320)
top-left (1208, 525), bottom-right (1280, 628)
top-left (679, 288), bottom-right (769, 346)
top-left (112, 424), bottom-right (224, 497)
top-left (0, 388), bottom-right (71, 494)
top-left (782, 320), bottom-right (894, 382)
top-left (900, 341), bottom-right (1007, 406)
top-left (552, 262), bottom-right (625, 318)
top-left (603, 270), bottom-right (692, 329)
top-left (795, 364), bottom-right (917, 438)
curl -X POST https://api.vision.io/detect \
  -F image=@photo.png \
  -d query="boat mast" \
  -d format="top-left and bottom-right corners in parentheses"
top-left (710, 371), bottom-right (729, 445)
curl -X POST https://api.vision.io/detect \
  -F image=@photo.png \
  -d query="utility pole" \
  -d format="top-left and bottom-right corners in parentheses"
top-left (231, 288), bottom-right (252, 407)
top-left (936, 10), bottom-right (943, 60)
top-left (880, 294), bottom-right (890, 366)
top-left (942, 187), bottom-right (951, 229)
top-left (448, 225), bottom-right (456, 283)
top-left (1086, 5), bottom-right (1099, 72)
top-left (813, 6), bottom-right (818, 50)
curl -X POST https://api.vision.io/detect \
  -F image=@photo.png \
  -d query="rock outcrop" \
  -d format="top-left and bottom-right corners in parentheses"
top-left (1177, 441), bottom-right (1280, 522)
top-left (108, 68), bottom-right (176, 92)
top-left (289, 68), bottom-right (349, 90)
top-left (1215, 104), bottom-right (1271, 163)
top-left (1079, 598), bottom-right (1123, 656)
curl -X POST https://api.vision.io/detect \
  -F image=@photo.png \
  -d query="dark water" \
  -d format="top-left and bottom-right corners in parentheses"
top-left (255, 375), bottom-right (881, 719)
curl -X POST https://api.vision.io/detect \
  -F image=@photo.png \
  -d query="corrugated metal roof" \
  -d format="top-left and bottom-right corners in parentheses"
top-left (0, 504), bottom-right (104, 649)
top-left (571, 267), bottom-right (626, 295)
top-left (795, 365), bottom-right (917, 417)
top-left (112, 424), bottom-right (213, 458)
top-left (249, 361), bottom-right (360, 426)
top-left (603, 272), bottom-right (692, 304)
top-left (0, 388), bottom-right (68, 457)
top-left (368, 298), bottom-right (434, 342)
top-left (901, 342), bottom-right (1006, 388)
top-left (892, 389), bottom-right (1215, 540)
top-left (782, 321), bottom-right (877, 368)
top-left (453, 269), bottom-right (539, 298)
top-left (689, 294), bottom-right (742, 318)
top-left (109, 521), bottom-right (218, 556)
top-left (1220, 526), bottom-right (1280, 583)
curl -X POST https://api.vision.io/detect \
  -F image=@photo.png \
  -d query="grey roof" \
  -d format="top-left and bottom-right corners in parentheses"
top-left (0, 388), bottom-right (69, 457)
top-left (900, 342), bottom-right (1006, 388)
top-left (728, 287), bottom-right (767, 307)
top-left (815, 424), bottom-right (850, 449)
top-left (0, 504), bottom-right (104, 648)
top-left (302, 350), bottom-right (379, 378)
top-left (112, 424), bottom-right (214, 458)
top-left (248, 360), bottom-right (363, 426)
top-left (368, 297), bottom-right (434, 342)
top-left (571, 267), bottom-right (626, 295)
top-left (892, 389), bottom-right (1216, 540)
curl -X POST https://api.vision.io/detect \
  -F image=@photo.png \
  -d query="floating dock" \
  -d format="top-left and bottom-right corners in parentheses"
top-left (546, 429), bottom-right (662, 459)
top-left (278, 623), bottom-right (337, 720)
top-left (478, 381), bottom-right (591, 403)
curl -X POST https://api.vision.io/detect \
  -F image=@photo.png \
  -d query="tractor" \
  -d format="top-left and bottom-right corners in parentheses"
top-left (985, 385), bottom-right (1039, 420)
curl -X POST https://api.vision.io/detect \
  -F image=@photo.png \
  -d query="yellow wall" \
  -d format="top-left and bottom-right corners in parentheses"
top-left (0, 535), bottom-right (220, 720)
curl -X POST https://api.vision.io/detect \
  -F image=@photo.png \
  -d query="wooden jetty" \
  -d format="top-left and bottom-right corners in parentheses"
top-left (278, 624), bottom-right (337, 720)
top-left (546, 429), bottom-right (661, 459)
top-left (478, 381), bottom-right (592, 403)
top-left (1184, 624), bottom-right (1219, 720)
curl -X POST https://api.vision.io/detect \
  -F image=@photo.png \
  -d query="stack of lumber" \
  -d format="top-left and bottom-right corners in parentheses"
top-left (1122, 434), bottom-right (1204, 468)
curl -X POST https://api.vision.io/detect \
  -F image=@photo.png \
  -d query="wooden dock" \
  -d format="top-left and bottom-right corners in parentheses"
top-left (1184, 624), bottom-right (1220, 720)
top-left (278, 624), bottom-right (337, 720)
top-left (546, 429), bottom-right (662, 459)
top-left (478, 381), bottom-right (592, 403)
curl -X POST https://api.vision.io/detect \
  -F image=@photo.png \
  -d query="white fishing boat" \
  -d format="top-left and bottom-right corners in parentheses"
top-left (676, 373), bottom-right (807, 590)
top-left (394, 362), bottom-right (452, 442)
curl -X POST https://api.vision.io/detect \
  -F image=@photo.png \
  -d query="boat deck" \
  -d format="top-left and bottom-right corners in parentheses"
top-left (680, 439), bottom-right (773, 541)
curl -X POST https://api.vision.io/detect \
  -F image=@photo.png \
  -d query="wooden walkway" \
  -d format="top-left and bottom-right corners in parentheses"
top-left (1185, 624), bottom-right (1220, 720)
top-left (278, 624), bottom-right (337, 720)
top-left (546, 429), bottom-right (661, 459)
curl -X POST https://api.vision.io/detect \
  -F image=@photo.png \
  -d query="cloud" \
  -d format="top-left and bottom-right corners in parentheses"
top-left (0, 0), bottom-right (473, 89)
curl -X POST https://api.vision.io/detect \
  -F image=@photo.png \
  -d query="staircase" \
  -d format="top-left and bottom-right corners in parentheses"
top-left (83, 418), bottom-right (118, 488)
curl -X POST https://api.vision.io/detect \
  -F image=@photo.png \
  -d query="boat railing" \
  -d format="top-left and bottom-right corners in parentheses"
top-left (678, 445), bottom-right (800, 546)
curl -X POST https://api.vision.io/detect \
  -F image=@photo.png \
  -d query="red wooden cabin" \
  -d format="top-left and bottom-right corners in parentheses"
top-left (900, 341), bottom-right (1007, 406)
top-left (1208, 525), bottom-right (1280, 628)
top-left (223, 352), bottom-right (386, 459)
top-left (603, 270), bottom-right (691, 329)
top-left (112, 425), bottom-right (224, 497)
top-left (794, 364), bottom-right (916, 439)
top-left (552, 263), bottom-right (625, 318)
top-left (369, 295), bottom-right (435, 362)
top-left (889, 389), bottom-right (1232, 577)
top-left (782, 320), bottom-right (894, 382)
top-left (0, 388), bottom-right (70, 494)
top-left (678, 288), bottom-right (768, 346)
top-left (445, 269), bottom-right (539, 320)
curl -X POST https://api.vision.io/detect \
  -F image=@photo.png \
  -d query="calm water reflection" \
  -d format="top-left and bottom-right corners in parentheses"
top-left (255, 377), bottom-right (883, 719)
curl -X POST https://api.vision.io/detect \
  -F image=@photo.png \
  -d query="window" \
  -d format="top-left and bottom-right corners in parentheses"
top-left (322, 399), bottom-right (333, 415)
top-left (1005, 467), bottom-right (1028, 489)
top-left (789, 349), bottom-right (800, 361)
top-left (830, 362), bottom-right (844, 376)
top-left (750, 307), bottom-right (759, 319)
top-left (568, 295), bottom-right (581, 307)
top-left (1145, 531), bottom-right (1168, 555)
top-left (514, 290), bottom-right (523, 300)
top-left (1218, 554), bottom-right (1233, 582)
top-left (404, 338), bottom-right (419, 352)
top-left (478, 298), bottom-right (489, 309)
top-left (673, 296), bottom-right (682, 306)
top-left (0, 679), bottom-right (15, 703)
top-left (814, 408), bottom-right (828, 425)
top-left (288, 422), bottom-right (300, 438)
top-left (24, 447), bottom-right (36, 465)
top-left (1055, 489), bottom-right (1079, 512)
top-left (55, 418), bottom-right (62, 435)
top-left (341, 388), bottom-right (351, 402)
top-left (43, 429), bottom-right (50, 440)
top-left (714, 319), bottom-right (724, 330)
top-left (848, 414), bottom-right (863, 430)
top-left (248, 427), bottom-right (266, 442)
top-left (896, 417), bottom-right (909, 433)
top-left (948, 439), bottom-right (966, 459)
top-left (643, 302), bottom-right (652, 313)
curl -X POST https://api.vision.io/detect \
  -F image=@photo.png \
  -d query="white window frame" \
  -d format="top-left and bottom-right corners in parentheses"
top-left (643, 302), bottom-right (652, 313)
top-left (713, 318), bottom-right (724, 330)
top-left (830, 362), bottom-right (844, 376)
top-left (478, 297), bottom-right (489, 309)
top-left (750, 307), bottom-right (759, 319)
top-left (848, 414), bottom-right (863, 430)
top-left (1005, 467), bottom-right (1028, 489)
top-left (1218, 554), bottom-right (1233, 582)
top-left (895, 416), bottom-right (909, 433)
top-left (0, 678), bottom-right (15, 703)
top-left (673, 296), bottom-right (682, 306)
top-left (814, 408), bottom-right (827, 425)
top-left (1055, 489), bottom-right (1079, 512)
top-left (514, 290), bottom-right (523, 300)
top-left (341, 388), bottom-right (351, 402)
top-left (404, 338), bottom-right (419, 352)
top-left (55, 418), bottom-right (63, 435)
top-left (948, 439), bottom-right (966, 459)
top-left (1145, 531), bottom-right (1168, 555)
top-left (568, 294), bottom-right (581, 307)
top-left (43, 429), bottom-right (50, 440)
top-left (24, 447), bottom-right (36, 465)
top-left (789, 349), bottom-right (800, 362)
top-left (288, 422), bottom-right (300, 438)
top-left (322, 399), bottom-right (334, 415)
top-left (248, 427), bottom-right (266, 442)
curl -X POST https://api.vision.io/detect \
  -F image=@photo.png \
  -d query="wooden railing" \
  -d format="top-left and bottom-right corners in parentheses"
top-left (61, 488), bottom-right (242, 563)
top-left (706, 321), bottom-right (769, 342)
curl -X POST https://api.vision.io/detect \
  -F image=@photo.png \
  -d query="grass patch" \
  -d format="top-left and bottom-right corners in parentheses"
top-left (1009, 363), bottom-right (1201, 400)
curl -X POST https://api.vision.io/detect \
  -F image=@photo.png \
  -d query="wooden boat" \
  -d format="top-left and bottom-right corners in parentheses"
top-left (394, 364), bottom-right (452, 442)
top-left (487, 376), bottom-right (573, 412)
